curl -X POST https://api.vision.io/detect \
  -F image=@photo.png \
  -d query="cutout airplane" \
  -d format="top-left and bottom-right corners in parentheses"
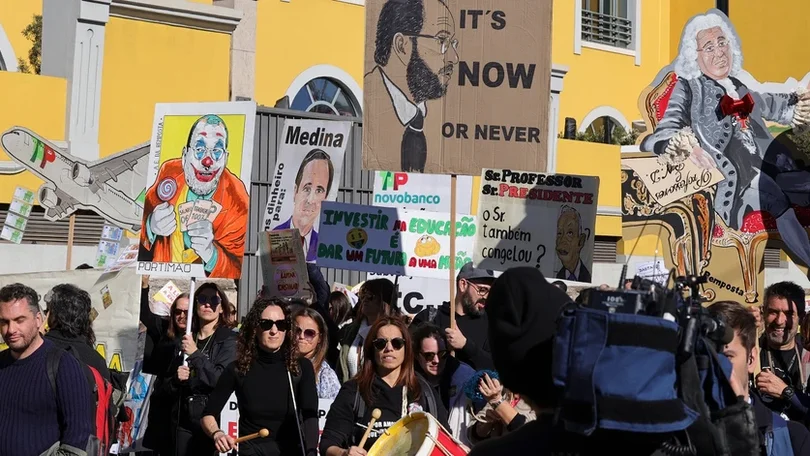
top-left (1, 127), bottom-right (149, 232)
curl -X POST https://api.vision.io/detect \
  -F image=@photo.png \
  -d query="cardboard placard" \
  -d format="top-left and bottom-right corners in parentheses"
top-left (262, 119), bottom-right (352, 262)
top-left (136, 102), bottom-right (256, 278)
top-left (362, 0), bottom-right (553, 174)
top-left (473, 168), bottom-right (599, 282)
top-left (259, 228), bottom-right (309, 299)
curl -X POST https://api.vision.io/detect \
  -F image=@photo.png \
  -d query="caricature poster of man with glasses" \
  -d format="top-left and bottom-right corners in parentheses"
top-left (137, 102), bottom-right (256, 279)
top-left (362, 0), bottom-right (554, 175)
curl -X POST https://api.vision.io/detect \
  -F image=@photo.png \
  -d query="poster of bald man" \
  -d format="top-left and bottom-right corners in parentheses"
top-left (362, 0), bottom-right (553, 175)
top-left (262, 119), bottom-right (352, 262)
top-left (137, 102), bottom-right (256, 279)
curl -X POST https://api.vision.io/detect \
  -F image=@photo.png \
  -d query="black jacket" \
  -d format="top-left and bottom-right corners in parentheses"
top-left (44, 329), bottom-right (111, 382)
top-left (752, 390), bottom-right (810, 455)
top-left (412, 302), bottom-right (494, 370)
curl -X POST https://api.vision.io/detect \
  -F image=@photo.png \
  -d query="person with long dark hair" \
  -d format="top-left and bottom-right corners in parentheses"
top-left (337, 278), bottom-right (400, 383)
top-left (293, 306), bottom-right (341, 399)
top-left (201, 298), bottom-right (319, 456)
top-left (321, 316), bottom-right (447, 456)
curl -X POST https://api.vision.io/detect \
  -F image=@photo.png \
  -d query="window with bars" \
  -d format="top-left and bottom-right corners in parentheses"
top-left (581, 0), bottom-right (634, 50)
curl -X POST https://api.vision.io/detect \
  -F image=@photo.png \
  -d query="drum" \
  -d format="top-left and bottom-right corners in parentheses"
top-left (367, 411), bottom-right (468, 456)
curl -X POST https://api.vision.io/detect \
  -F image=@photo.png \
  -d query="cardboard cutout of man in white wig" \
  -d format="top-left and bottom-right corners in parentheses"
top-left (641, 9), bottom-right (810, 269)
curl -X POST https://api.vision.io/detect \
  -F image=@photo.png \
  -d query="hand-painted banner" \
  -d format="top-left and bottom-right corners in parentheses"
top-left (259, 229), bottom-right (309, 299)
top-left (317, 201), bottom-right (476, 278)
top-left (137, 102), bottom-right (256, 279)
top-left (473, 168), bottom-right (599, 282)
top-left (262, 119), bottom-right (352, 262)
top-left (0, 266), bottom-right (141, 371)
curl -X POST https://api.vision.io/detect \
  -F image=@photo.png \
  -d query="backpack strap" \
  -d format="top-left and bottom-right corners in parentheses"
top-left (46, 347), bottom-right (64, 396)
top-left (352, 386), bottom-right (366, 446)
top-left (416, 376), bottom-right (437, 416)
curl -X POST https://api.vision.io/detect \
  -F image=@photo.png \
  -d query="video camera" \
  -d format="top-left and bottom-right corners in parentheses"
top-left (552, 266), bottom-right (758, 456)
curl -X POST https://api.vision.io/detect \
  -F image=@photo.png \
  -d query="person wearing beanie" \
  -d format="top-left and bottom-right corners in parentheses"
top-left (756, 281), bottom-right (810, 421)
top-left (412, 262), bottom-right (496, 370)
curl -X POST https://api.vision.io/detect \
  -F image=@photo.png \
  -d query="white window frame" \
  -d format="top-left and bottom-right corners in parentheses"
top-left (575, 0), bottom-right (641, 66)
top-left (0, 24), bottom-right (19, 72)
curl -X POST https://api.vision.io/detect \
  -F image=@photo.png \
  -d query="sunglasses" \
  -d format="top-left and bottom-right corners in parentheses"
top-left (296, 327), bottom-right (319, 341)
top-left (173, 309), bottom-right (189, 316)
top-left (373, 337), bottom-right (406, 351)
top-left (197, 295), bottom-right (221, 309)
top-left (421, 351), bottom-right (448, 362)
top-left (259, 318), bottom-right (289, 332)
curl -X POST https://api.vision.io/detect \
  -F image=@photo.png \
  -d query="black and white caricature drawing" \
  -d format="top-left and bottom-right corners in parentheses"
top-left (641, 10), bottom-right (810, 269)
top-left (365, 0), bottom-right (459, 173)
top-left (555, 205), bottom-right (592, 283)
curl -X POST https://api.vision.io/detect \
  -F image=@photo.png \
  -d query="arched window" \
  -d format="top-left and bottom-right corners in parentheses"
top-left (290, 77), bottom-right (361, 117)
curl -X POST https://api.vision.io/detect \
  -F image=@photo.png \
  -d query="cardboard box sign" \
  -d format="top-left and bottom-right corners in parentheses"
top-left (362, 0), bottom-right (554, 175)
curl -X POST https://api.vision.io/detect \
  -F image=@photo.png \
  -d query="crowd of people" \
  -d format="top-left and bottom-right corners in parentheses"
top-left (2, 260), bottom-right (810, 456)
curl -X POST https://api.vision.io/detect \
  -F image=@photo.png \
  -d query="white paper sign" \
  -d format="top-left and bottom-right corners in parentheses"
top-left (473, 169), bottom-right (599, 282)
top-left (372, 171), bottom-right (474, 214)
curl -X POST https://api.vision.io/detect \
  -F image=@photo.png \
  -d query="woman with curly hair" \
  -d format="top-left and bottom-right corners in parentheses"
top-left (201, 297), bottom-right (319, 456)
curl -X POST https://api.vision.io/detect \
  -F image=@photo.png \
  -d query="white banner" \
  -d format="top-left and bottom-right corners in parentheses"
top-left (262, 119), bottom-right (353, 262)
top-left (367, 273), bottom-right (448, 315)
top-left (372, 171), bottom-right (474, 214)
top-left (0, 267), bottom-right (141, 371)
top-left (473, 169), bottom-right (599, 282)
top-left (218, 392), bottom-right (239, 456)
top-left (317, 202), bottom-right (477, 279)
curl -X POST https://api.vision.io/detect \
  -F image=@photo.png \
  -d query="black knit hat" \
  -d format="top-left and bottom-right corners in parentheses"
top-left (485, 267), bottom-right (573, 406)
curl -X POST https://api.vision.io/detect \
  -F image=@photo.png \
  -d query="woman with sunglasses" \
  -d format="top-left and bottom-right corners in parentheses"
top-left (411, 322), bottom-right (476, 447)
top-left (293, 307), bottom-right (341, 400)
top-left (321, 316), bottom-right (448, 456)
top-left (171, 282), bottom-right (237, 456)
top-left (201, 298), bottom-right (319, 456)
top-left (337, 278), bottom-right (401, 383)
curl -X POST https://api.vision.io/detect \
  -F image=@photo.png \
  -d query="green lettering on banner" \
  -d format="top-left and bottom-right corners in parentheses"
top-left (318, 243), bottom-right (344, 260)
top-left (439, 252), bottom-right (472, 270)
top-left (408, 216), bottom-right (476, 237)
top-left (323, 210), bottom-right (390, 230)
top-left (366, 249), bottom-right (407, 266)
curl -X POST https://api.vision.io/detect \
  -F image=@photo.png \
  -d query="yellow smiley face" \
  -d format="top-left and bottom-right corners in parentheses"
top-left (414, 234), bottom-right (441, 257)
top-left (346, 228), bottom-right (368, 249)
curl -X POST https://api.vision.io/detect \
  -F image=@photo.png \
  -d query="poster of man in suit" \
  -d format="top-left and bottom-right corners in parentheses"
top-left (624, 9), bottom-right (810, 302)
top-left (137, 102), bottom-right (256, 279)
top-left (362, 0), bottom-right (554, 175)
top-left (262, 119), bottom-right (352, 262)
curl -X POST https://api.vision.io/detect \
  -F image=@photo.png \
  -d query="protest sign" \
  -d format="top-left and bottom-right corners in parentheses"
top-left (262, 119), bottom-right (353, 262)
top-left (0, 267), bottom-right (141, 371)
top-left (368, 273), bottom-right (449, 315)
top-left (362, 1), bottom-right (553, 175)
top-left (219, 392), bottom-right (239, 456)
top-left (259, 228), bottom-right (309, 299)
top-left (373, 171), bottom-right (474, 213)
top-left (622, 157), bottom-right (724, 207)
top-left (473, 169), bottom-right (599, 281)
top-left (635, 260), bottom-right (669, 286)
top-left (137, 102), bottom-right (256, 279)
top-left (112, 326), bottom-right (154, 454)
top-left (317, 202), bottom-right (476, 278)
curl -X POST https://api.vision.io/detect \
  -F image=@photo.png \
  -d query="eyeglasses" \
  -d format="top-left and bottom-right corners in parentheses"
top-left (188, 146), bottom-right (226, 161)
top-left (296, 327), bottom-right (319, 341)
top-left (699, 39), bottom-right (728, 55)
top-left (259, 319), bottom-right (289, 332)
top-left (197, 295), bottom-right (221, 309)
top-left (173, 309), bottom-right (188, 316)
top-left (402, 33), bottom-right (459, 55)
top-left (373, 337), bottom-right (406, 351)
top-left (468, 282), bottom-right (491, 297)
top-left (420, 351), bottom-right (448, 362)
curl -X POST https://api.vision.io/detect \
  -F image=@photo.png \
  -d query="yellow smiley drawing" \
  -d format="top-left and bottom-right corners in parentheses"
top-left (414, 234), bottom-right (441, 257)
top-left (346, 228), bottom-right (368, 249)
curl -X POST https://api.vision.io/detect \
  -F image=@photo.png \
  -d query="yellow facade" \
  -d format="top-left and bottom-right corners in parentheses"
top-left (0, 0), bottom-right (42, 65)
top-left (254, 0), bottom-right (365, 108)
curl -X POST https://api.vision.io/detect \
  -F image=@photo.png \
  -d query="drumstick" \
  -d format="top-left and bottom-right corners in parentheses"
top-left (234, 428), bottom-right (269, 444)
top-left (358, 408), bottom-right (382, 449)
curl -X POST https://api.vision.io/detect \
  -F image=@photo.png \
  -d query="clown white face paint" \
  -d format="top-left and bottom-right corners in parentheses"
top-left (183, 116), bottom-right (229, 196)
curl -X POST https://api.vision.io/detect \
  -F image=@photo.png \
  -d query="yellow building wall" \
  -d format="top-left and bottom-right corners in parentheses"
top-left (668, 0), bottom-right (715, 61)
top-left (0, 0), bottom-right (43, 67)
top-left (99, 17), bottom-right (231, 157)
top-left (254, 0), bottom-right (365, 107)
top-left (0, 72), bottom-right (66, 202)
top-left (555, 139), bottom-right (622, 237)
top-left (552, 0), bottom-right (672, 134)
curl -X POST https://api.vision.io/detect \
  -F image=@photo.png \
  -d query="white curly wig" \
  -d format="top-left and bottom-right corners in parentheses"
top-left (673, 12), bottom-right (743, 80)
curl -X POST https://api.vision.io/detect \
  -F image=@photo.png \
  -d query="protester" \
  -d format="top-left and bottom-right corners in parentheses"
top-left (467, 371), bottom-right (535, 445)
top-left (321, 316), bottom-right (447, 455)
top-left (0, 283), bottom-right (93, 455)
top-left (202, 298), bottom-right (319, 456)
top-left (329, 290), bottom-right (353, 328)
top-left (170, 282), bottom-right (237, 456)
top-left (412, 262), bottom-right (496, 370)
top-left (709, 300), bottom-right (810, 455)
top-left (227, 302), bottom-right (238, 328)
top-left (756, 281), bottom-right (808, 420)
top-left (411, 322), bottom-right (476, 446)
top-left (337, 278), bottom-right (400, 383)
top-left (551, 280), bottom-right (567, 292)
top-left (293, 306), bottom-right (341, 399)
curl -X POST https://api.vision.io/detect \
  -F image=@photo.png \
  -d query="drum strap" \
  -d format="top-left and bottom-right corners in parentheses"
top-left (401, 386), bottom-right (408, 418)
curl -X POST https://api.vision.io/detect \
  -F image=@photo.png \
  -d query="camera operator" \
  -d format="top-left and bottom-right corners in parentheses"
top-left (708, 300), bottom-right (810, 455)
top-left (755, 282), bottom-right (809, 421)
